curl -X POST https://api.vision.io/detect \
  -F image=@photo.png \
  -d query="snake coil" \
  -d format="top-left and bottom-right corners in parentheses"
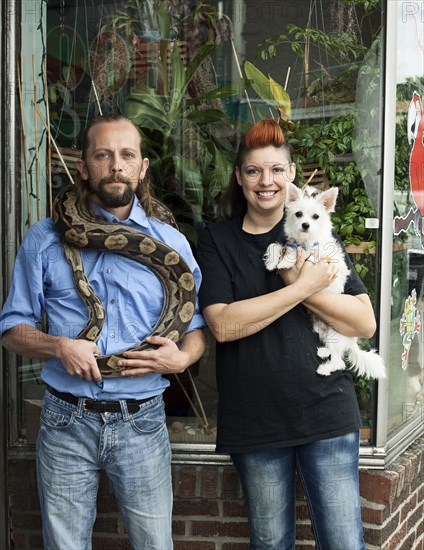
top-left (52, 185), bottom-right (197, 378)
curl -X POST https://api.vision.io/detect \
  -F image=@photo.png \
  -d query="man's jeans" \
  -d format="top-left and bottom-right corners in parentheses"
top-left (36, 390), bottom-right (173, 550)
top-left (232, 432), bottom-right (366, 550)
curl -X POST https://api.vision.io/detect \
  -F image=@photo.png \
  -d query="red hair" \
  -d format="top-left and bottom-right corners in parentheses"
top-left (242, 119), bottom-right (285, 150)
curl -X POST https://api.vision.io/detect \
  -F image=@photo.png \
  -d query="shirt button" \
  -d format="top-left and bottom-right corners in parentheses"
top-left (106, 268), bottom-right (111, 274)
top-left (110, 299), bottom-right (115, 304)
top-left (110, 333), bottom-right (115, 338)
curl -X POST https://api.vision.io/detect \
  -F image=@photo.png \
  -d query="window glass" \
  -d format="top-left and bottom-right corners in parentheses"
top-left (16, 0), bottom-right (384, 447)
top-left (390, 2), bottom-right (424, 436)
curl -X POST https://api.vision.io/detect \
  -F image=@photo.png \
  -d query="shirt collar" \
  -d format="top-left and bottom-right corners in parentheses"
top-left (90, 195), bottom-right (150, 228)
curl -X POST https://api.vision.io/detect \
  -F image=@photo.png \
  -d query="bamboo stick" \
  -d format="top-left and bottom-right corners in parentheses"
top-left (17, 60), bottom-right (32, 227)
top-left (284, 66), bottom-right (291, 91)
top-left (186, 368), bottom-right (210, 432)
top-left (303, 168), bottom-right (318, 188)
top-left (33, 102), bottom-right (75, 185)
top-left (230, 38), bottom-right (255, 123)
top-left (32, 55), bottom-right (41, 220)
top-left (173, 373), bottom-right (209, 433)
top-left (43, 55), bottom-right (53, 215)
top-left (91, 80), bottom-right (103, 116)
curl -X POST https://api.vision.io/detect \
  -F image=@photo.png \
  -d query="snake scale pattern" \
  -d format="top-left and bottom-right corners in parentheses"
top-left (52, 185), bottom-right (197, 378)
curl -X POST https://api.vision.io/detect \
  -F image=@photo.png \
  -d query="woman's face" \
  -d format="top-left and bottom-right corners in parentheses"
top-left (236, 145), bottom-right (296, 216)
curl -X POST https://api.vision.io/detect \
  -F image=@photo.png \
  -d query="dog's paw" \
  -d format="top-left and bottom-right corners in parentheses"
top-left (317, 363), bottom-right (333, 376)
top-left (277, 258), bottom-right (293, 270)
top-left (264, 243), bottom-right (283, 271)
top-left (317, 346), bottom-right (330, 359)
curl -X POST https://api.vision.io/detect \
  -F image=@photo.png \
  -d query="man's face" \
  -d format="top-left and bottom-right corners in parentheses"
top-left (76, 120), bottom-right (149, 210)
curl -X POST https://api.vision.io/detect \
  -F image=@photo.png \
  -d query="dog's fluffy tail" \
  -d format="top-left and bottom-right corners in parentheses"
top-left (346, 347), bottom-right (386, 379)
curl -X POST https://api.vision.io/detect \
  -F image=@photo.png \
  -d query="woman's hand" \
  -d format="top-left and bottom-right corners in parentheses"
top-left (279, 247), bottom-right (337, 294)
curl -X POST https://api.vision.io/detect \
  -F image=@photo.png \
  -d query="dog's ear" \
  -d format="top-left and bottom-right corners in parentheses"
top-left (319, 187), bottom-right (338, 212)
top-left (285, 182), bottom-right (302, 203)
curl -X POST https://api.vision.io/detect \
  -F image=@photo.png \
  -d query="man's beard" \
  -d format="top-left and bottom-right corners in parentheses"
top-left (90, 175), bottom-right (137, 208)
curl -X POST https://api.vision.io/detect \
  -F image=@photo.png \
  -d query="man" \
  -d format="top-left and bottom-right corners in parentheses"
top-left (0, 114), bottom-right (205, 550)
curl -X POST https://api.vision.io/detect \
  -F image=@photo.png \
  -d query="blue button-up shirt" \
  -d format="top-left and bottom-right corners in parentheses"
top-left (0, 197), bottom-right (205, 400)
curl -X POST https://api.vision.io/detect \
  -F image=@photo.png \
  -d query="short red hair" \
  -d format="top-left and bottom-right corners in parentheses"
top-left (243, 119), bottom-right (285, 149)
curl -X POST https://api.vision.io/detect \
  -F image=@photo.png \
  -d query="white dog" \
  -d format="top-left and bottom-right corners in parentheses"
top-left (264, 182), bottom-right (386, 379)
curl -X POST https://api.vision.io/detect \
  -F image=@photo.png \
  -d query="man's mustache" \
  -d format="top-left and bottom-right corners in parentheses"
top-left (100, 174), bottom-right (133, 185)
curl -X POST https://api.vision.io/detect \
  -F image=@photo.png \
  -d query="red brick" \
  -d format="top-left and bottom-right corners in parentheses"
top-left (407, 503), bottom-right (424, 532)
top-left (93, 515), bottom-right (120, 534)
top-left (190, 520), bottom-right (249, 538)
top-left (173, 541), bottom-right (215, 550)
top-left (222, 543), bottom-right (250, 549)
top-left (361, 502), bottom-right (386, 524)
top-left (399, 532), bottom-right (417, 550)
top-left (222, 500), bottom-right (247, 517)
top-left (221, 470), bottom-right (243, 499)
top-left (200, 467), bottom-right (219, 498)
top-left (380, 523), bottom-right (407, 550)
top-left (176, 467), bottom-right (198, 498)
top-left (172, 519), bottom-right (186, 536)
top-left (296, 522), bottom-right (314, 541)
top-left (173, 499), bottom-right (219, 517)
top-left (360, 470), bottom-right (399, 505)
top-left (296, 502), bottom-right (311, 521)
top-left (392, 461), bottom-right (407, 497)
top-left (92, 536), bottom-right (131, 550)
top-left (96, 495), bottom-right (119, 513)
top-left (400, 493), bottom-right (418, 521)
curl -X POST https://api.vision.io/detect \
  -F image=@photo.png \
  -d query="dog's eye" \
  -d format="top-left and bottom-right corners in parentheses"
top-left (312, 214), bottom-right (319, 220)
top-left (295, 211), bottom-right (302, 218)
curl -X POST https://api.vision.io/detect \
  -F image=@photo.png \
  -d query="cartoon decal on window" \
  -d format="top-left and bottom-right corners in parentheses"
top-left (394, 91), bottom-right (424, 240)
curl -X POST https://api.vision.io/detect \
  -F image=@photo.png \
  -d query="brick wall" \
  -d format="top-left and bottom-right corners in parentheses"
top-left (7, 435), bottom-right (424, 549)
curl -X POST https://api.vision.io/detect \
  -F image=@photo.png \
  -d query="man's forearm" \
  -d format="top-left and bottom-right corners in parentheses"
top-left (1, 324), bottom-right (64, 360)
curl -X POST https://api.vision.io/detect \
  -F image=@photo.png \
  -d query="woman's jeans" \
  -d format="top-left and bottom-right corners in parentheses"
top-left (231, 432), bottom-right (365, 550)
top-left (36, 390), bottom-right (173, 550)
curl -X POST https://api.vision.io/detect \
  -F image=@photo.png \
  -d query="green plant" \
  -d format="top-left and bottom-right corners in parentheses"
top-left (123, 42), bottom-right (245, 242)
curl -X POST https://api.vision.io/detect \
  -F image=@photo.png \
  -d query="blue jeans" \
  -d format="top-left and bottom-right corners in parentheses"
top-left (231, 432), bottom-right (365, 550)
top-left (36, 390), bottom-right (173, 550)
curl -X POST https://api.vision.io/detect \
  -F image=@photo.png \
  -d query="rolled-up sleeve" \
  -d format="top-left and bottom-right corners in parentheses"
top-left (0, 225), bottom-right (48, 337)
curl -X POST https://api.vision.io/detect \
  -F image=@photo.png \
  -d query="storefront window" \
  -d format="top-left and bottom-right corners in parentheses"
top-left (390, 2), bottom-right (424, 437)
top-left (12, 0), bottom-right (387, 452)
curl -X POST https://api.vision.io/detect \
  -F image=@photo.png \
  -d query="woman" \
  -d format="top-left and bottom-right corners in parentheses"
top-left (196, 119), bottom-right (374, 549)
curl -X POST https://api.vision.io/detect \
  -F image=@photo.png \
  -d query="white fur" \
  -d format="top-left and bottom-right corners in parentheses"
top-left (264, 183), bottom-right (386, 379)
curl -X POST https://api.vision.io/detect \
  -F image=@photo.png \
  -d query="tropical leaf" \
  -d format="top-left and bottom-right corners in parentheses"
top-left (244, 61), bottom-right (291, 119)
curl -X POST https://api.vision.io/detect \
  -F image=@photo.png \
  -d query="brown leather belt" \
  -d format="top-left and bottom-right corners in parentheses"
top-left (46, 385), bottom-right (155, 413)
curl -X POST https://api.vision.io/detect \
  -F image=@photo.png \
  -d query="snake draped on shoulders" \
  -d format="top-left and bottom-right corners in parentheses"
top-left (52, 185), bottom-right (197, 378)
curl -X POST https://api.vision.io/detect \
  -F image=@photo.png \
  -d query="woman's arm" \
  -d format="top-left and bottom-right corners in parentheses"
top-left (280, 249), bottom-right (377, 338)
top-left (303, 292), bottom-right (376, 338)
top-left (203, 259), bottom-right (337, 342)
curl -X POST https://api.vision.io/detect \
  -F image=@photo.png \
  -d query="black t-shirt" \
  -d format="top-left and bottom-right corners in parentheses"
top-left (196, 216), bottom-right (366, 453)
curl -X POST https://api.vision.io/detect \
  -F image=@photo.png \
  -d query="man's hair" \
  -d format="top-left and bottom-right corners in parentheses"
top-left (75, 114), bottom-right (160, 219)
top-left (217, 119), bottom-right (292, 219)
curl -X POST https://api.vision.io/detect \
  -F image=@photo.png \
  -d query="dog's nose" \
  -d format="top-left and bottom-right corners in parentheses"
top-left (302, 222), bottom-right (310, 231)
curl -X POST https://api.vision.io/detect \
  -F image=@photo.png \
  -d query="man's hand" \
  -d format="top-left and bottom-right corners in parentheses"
top-left (118, 335), bottom-right (191, 377)
top-left (57, 338), bottom-right (102, 382)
